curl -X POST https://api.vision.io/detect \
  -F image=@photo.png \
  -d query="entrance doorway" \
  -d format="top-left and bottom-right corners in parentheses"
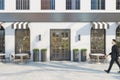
top-left (50, 29), bottom-right (71, 61)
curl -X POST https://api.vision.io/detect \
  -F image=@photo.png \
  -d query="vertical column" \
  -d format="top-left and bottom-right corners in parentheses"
top-left (81, 0), bottom-right (91, 11)
top-left (106, 0), bottom-right (116, 11)
top-left (5, 0), bottom-right (15, 11)
top-left (56, 0), bottom-right (66, 11)
top-left (30, 0), bottom-right (40, 11)
top-left (5, 23), bottom-right (15, 57)
top-left (106, 23), bottom-right (116, 60)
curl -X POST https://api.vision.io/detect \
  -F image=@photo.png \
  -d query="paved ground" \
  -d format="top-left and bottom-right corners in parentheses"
top-left (0, 61), bottom-right (120, 80)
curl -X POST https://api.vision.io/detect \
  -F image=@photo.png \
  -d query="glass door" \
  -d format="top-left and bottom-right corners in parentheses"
top-left (50, 29), bottom-right (71, 61)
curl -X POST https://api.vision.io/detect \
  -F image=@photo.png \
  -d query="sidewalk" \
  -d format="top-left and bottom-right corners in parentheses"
top-left (0, 61), bottom-right (119, 80)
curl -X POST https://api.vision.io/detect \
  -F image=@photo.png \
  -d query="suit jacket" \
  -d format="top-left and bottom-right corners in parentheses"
top-left (109, 45), bottom-right (119, 59)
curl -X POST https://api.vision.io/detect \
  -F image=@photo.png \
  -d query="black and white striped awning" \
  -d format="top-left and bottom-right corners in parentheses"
top-left (12, 22), bottom-right (29, 29)
top-left (92, 22), bottom-right (109, 29)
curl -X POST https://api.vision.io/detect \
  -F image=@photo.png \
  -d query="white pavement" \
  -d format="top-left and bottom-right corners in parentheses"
top-left (0, 61), bottom-right (120, 80)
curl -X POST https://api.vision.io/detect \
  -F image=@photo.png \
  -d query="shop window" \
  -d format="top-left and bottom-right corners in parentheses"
top-left (15, 29), bottom-right (30, 54)
top-left (91, 28), bottom-right (106, 53)
top-left (0, 26), bottom-right (5, 53)
top-left (116, 25), bottom-right (120, 55)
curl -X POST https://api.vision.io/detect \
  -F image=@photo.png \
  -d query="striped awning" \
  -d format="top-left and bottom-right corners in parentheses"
top-left (12, 22), bottom-right (29, 29)
top-left (92, 22), bottom-right (109, 29)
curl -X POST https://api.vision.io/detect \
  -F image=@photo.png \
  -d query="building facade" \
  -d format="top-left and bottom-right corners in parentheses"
top-left (0, 0), bottom-right (120, 61)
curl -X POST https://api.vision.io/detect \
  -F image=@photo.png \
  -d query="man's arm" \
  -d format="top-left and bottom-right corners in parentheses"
top-left (115, 46), bottom-right (119, 57)
top-left (105, 52), bottom-right (112, 57)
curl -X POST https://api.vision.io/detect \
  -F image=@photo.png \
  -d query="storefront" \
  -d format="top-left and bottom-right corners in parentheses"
top-left (0, 13), bottom-right (119, 61)
top-left (0, 22), bottom-right (117, 61)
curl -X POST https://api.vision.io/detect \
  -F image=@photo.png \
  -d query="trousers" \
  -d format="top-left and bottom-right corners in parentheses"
top-left (108, 58), bottom-right (120, 72)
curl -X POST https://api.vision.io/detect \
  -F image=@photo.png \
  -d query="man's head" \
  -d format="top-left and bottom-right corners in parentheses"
top-left (112, 39), bottom-right (117, 45)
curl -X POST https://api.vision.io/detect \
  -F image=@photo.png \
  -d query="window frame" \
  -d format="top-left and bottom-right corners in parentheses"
top-left (0, 26), bottom-right (5, 53)
top-left (41, 0), bottom-right (55, 10)
top-left (15, 29), bottom-right (30, 54)
top-left (91, 28), bottom-right (106, 53)
top-left (116, 25), bottom-right (120, 56)
top-left (66, 0), bottom-right (80, 10)
top-left (0, 0), bottom-right (4, 10)
top-left (16, 0), bottom-right (30, 10)
top-left (116, 0), bottom-right (120, 10)
top-left (91, 0), bottom-right (105, 10)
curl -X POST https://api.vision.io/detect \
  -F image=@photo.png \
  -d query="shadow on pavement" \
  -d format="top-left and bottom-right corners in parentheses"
top-left (0, 61), bottom-right (119, 79)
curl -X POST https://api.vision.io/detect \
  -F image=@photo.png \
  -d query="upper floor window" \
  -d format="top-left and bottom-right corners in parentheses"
top-left (91, 0), bottom-right (105, 10)
top-left (66, 0), bottom-right (80, 10)
top-left (16, 0), bottom-right (30, 10)
top-left (41, 0), bottom-right (55, 10)
top-left (0, 0), bottom-right (4, 10)
top-left (116, 0), bottom-right (120, 9)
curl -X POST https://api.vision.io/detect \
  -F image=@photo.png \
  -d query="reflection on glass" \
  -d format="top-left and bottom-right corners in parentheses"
top-left (116, 0), bottom-right (120, 9)
top-left (41, 0), bottom-right (55, 10)
top-left (0, 0), bottom-right (4, 10)
top-left (16, 0), bottom-right (30, 10)
top-left (15, 29), bottom-right (30, 54)
top-left (0, 27), bottom-right (4, 53)
top-left (66, 0), bottom-right (80, 10)
top-left (116, 26), bottom-right (120, 55)
top-left (91, 28), bottom-right (105, 53)
top-left (91, 0), bottom-right (105, 10)
top-left (50, 30), bottom-right (70, 60)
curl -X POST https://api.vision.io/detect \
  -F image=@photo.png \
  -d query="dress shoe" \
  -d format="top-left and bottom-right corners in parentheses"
top-left (104, 70), bottom-right (109, 73)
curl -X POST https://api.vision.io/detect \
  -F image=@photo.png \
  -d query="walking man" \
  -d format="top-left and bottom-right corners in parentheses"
top-left (104, 39), bottom-right (120, 73)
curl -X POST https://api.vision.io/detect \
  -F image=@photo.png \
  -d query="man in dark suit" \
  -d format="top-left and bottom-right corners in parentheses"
top-left (104, 39), bottom-right (120, 73)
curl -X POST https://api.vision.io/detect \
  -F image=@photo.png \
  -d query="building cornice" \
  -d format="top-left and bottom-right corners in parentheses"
top-left (0, 13), bottom-right (120, 22)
